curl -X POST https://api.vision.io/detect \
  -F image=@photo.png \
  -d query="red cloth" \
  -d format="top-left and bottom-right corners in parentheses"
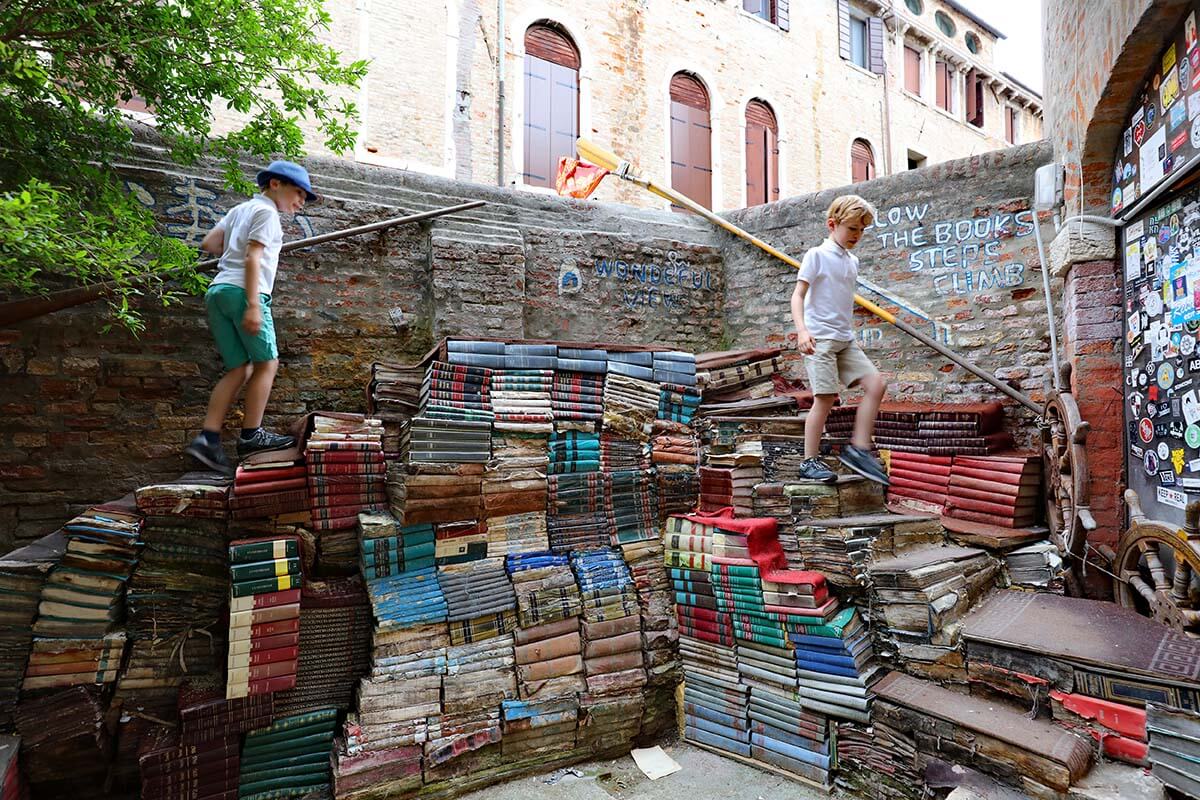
top-left (685, 508), bottom-right (826, 590)
top-left (555, 157), bottom-right (609, 198)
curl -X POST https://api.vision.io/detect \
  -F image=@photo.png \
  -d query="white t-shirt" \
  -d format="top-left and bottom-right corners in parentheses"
top-left (210, 194), bottom-right (284, 296)
top-left (796, 237), bottom-right (859, 341)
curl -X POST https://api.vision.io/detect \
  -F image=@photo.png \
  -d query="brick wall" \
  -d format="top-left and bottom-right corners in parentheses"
top-left (0, 135), bottom-right (722, 550)
top-left (722, 140), bottom-right (1055, 444)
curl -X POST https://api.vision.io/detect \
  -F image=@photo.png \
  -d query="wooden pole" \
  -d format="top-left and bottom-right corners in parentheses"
top-left (576, 138), bottom-right (1040, 414)
top-left (0, 200), bottom-right (488, 328)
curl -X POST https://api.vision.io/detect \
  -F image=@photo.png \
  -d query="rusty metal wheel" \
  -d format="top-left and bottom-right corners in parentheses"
top-left (1042, 384), bottom-right (1095, 596)
top-left (1115, 490), bottom-right (1200, 637)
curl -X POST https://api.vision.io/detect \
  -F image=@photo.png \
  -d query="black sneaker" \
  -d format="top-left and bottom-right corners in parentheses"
top-left (185, 435), bottom-right (234, 476)
top-left (839, 445), bottom-right (890, 486)
top-left (237, 428), bottom-right (296, 457)
top-left (798, 457), bottom-right (839, 484)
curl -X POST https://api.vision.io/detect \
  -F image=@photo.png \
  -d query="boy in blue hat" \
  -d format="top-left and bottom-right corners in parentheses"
top-left (185, 160), bottom-right (318, 474)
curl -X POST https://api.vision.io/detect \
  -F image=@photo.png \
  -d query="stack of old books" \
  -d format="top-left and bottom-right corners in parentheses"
top-left (581, 611), bottom-right (645, 696)
top-left (0, 532), bottom-right (63, 726)
top-left (576, 688), bottom-right (645, 757)
top-left (369, 357), bottom-right (429, 424)
top-left (606, 350), bottom-right (654, 381)
top-left (403, 466), bottom-right (483, 525)
top-left (822, 405), bottom-right (857, 449)
top-left (872, 671), bottom-right (1092, 795)
top-left (1147, 704), bottom-right (1200, 798)
top-left (434, 520), bottom-right (489, 566)
top-left (333, 738), bottom-right (422, 799)
top-left (504, 342), bottom-right (557, 370)
top-left (695, 348), bottom-right (790, 418)
top-left (31, 501), bottom-right (142, 641)
top-left (482, 432), bottom-right (547, 522)
top-left (944, 453), bottom-right (1041, 528)
top-left (625, 538), bottom-right (680, 741)
top-left (556, 346), bottom-right (607, 374)
top-left (658, 382), bottom-right (701, 424)
top-left (748, 685), bottom-right (833, 786)
top-left (750, 485), bottom-right (799, 567)
top-left (551, 368), bottom-right (605, 422)
top-left (231, 451), bottom-right (309, 521)
top-left (651, 424), bottom-right (699, 468)
top-left (490, 368), bottom-right (554, 432)
top-left (874, 403), bottom-right (1012, 456)
top-left (788, 605), bottom-right (875, 723)
top-left (445, 339), bottom-right (505, 369)
top-left (237, 708), bottom-right (337, 800)
top-left (835, 719), bottom-right (925, 800)
top-left (663, 516), bottom-right (725, 642)
top-left (653, 350), bottom-right (697, 386)
top-left (273, 576), bottom-right (371, 717)
top-left (548, 429), bottom-right (600, 474)
top-left (359, 516), bottom-right (435, 581)
top-left (349, 568), bottom-right (447, 757)
top-left (403, 416), bottom-right (492, 463)
top-left (485, 512), bottom-right (548, 556)
top-left (682, 635), bottom-right (751, 757)
top-left (305, 414), bottom-right (386, 571)
top-left (424, 674), bottom-right (504, 779)
top-left (546, 472), bottom-right (609, 553)
top-left (226, 535), bottom-right (302, 699)
top-left (698, 466), bottom-right (733, 512)
top-left (506, 552), bottom-right (581, 631)
top-left (885, 452), bottom-right (952, 514)
top-left (511, 610), bottom-right (585, 701)
top-left (439, 558), bottom-right (518, 646)
top-left (715, 452), bottom-right (764, 516)
top-left (656, 463), bottom-right (698, 519)
top-left (501, 695), bottom-right (579, 757)
top-left (868, 544), bottom-right (998, 679)
top-left (138, 723), bottom-right (240, 800)
top-left (602, 372), bottom-right (658, 442)
top-left (422, 360), bottom-right (494, 422)
top-left (605, 469), bottom-right (658, 545)
top-left (23, 633), bottom-right (125, 691)
top-left (135, 473), bottom-right (230, 519)
top-left (599, 433), bottom-right (648, 471)
top-left (14, 686), bottom-right (109, 798)
top-left (1004, 541), bottom-right (1063, 588)
top-left (572, 548), bottom-right (640, 627)
top-left (761, 437), bottom-right (807, 482)
top-left (870, 406), bottom-right (925, 454)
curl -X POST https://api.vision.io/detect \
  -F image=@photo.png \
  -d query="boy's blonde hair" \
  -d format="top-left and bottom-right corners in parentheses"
top-left (826, 194), bottom-right (877, 226)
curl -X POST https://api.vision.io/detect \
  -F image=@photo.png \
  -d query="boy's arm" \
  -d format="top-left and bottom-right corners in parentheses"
top-left (791, 280), bottom-right (816, 355)
top-left (241, 241), bottom-right (265, 335)
top-left (200, 225), bottom-right (225, 256)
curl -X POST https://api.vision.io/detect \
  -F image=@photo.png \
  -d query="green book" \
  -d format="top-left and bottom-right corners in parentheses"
top-left (229, 539), bottom-right (299, 565)
top-left (230, 558), bottom-right (300, 583)
top-left (800, 607), bottom-right (859, 639)
top-left (230, 574), bottom-right (301, 598)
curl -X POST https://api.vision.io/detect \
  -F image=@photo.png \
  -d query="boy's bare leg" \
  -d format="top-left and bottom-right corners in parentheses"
top-left (852, 372), bottom-right (887, 449)
top-left (805, 394), bottom-right (838, 459)
top-left (203, 365), bottom-right (252, 433)
top-left (242, 359), bottom-right (280, 430)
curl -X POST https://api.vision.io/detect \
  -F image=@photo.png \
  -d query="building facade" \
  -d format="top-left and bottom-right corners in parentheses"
top-left (210, 0), bottom-right (1044, 210)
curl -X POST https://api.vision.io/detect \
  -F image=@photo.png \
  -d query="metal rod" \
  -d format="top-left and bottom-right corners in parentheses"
top-left (0, 200), bottom-right (488, 327)
top-left (576, 138), bottom-right (1042, 414)
top-left (1031, 203), bottom-right (1062, 392)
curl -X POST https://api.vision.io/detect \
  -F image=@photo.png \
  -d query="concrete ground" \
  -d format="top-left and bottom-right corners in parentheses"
top-left (458, 740), bottom-right (830, 800)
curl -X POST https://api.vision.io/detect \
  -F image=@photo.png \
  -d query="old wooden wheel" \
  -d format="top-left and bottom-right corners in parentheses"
top-left (1041, 380), bottom-right (1095, 596)
top-left (1115, 490), bottom-right (1200, 638)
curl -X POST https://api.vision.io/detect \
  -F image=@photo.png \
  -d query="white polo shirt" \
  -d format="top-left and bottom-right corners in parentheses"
top-left (210, 194), bottom-right (284, 296)
top-left (796, 237), bottom-right (859, 341)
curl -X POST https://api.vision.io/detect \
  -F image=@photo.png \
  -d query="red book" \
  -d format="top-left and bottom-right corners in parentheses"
top-left (888, 475), bottom-right (949, 493)
top-left (235, 465), bottom-right (308, 483)
top-left (308, 463), bottom-right (387, 476)
top-left (949, 474), bottom-right (1038, 497)
top-left (229, 588), bottom-right (302, 613)
top-left (246, 674), bottom-right (298, 695)
top-left (952, 466), bottom-right (1039, 486)
top-left (227, 630), bottom-right (299, 654)
top-left (955, 454), bottom-right (1039, 473)
top-left (943, 508), bottom-right (1032, 528)
top-left (945, 496), bottom-right (1037, 516)
top-left (228, 615), bottom-right (300, 639)
top-left (228, 644), bottom-right (299, 668)
top-left (232, 477), bottom-right (309, 497)
top-left (307, 450), bottom-right (384, 463)
top-left (890, 452), bottom-right (954, 467)
top-left (949, 484), bottom-right (1039, 506)
top-left (311, 516), bottom-right (360, 531)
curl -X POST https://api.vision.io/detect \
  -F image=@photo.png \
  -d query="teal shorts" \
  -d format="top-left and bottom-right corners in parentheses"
top-left (205, 284), bottom-right (278, 370)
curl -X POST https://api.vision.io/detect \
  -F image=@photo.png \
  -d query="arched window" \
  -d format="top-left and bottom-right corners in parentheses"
top-left (669, 72), bottom-right (712, 210)
top-left (745, 100), bottom-right (779, 207)
top-left (851, 138), bottom-right (876, 183)
top-left (523, 23), bottom-right (580, 188)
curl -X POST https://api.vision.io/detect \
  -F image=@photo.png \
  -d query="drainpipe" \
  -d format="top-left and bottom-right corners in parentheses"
top-left (496, 0), bottom-right (506, 186)
top-left (880, 1), bottom-right (897, 175)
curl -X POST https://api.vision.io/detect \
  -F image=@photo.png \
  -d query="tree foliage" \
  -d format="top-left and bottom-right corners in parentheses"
top-left (0, 0), bottom-right (367, 332)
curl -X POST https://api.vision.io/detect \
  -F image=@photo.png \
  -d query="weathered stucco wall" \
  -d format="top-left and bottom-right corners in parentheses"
top-left (723, 140), bottom-right (1055, 429)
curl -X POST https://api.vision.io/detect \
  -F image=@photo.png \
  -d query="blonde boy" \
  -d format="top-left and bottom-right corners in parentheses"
top-left (790, 195), bottom-right (889, 485)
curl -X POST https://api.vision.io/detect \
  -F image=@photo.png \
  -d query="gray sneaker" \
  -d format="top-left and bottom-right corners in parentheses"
top-left (237, 428), bottom-right (296, 457)
top-left (184, 435), bottom-right (233, 476)
top-left (839, 445), bottom-right (890, 486)
top-left (798, 457), bottom-right (838, 484)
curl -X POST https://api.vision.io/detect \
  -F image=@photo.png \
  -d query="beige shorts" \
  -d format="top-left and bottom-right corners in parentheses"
top-left (804, 339), bottom-right (877, 395)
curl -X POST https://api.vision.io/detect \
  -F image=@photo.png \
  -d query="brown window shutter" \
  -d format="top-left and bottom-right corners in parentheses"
top-left (777, 0), bottom-right (789, 31)
top-left (746, 123), bottom-right (766, 207)
top-left (935, 60), bottom-right (948, 110)
top-left (746, 99), bottom-right (777, 131)
top-left (838, 0), bottom-right (851, 61)
top-left (670, 73), bottom-right (709, 110)
top-left (868, 16), bottom-right (885, 75)
top-left (525, 24), bottom-right (580, 69)
top-left (904, 46), bottom-right (921, 93)
top-left (851, 139), bottom-right (875, 183)
top-left (767, 127), bottom-right (780, 200)
top-left (522, 50), bottom-right (579, 188)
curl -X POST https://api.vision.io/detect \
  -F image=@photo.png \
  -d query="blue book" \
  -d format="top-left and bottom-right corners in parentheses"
top-left (686, 714), bottom-right (751, 743)
top-left (685, 725), bottom-right (752, 757)
top-left (447, 340), bottom-right (505, 354)
top-left (555, 358), bottom-right (608, 374)
top-left (653, 350), bottom-right (696, 364)
top-left (447, 352), bottom-right (506, 368)
top-left (504, 343), bottom-right (558, 356)
top-left (607, 351), bottom-right (654, 366)
top-left (654, 369), bottom-right (698, 386)
top-left (607, 361), bottom-right (654, 380)
top-left (559, 348), bottom-right (608, 360)
top-left (792, 655), bottom-right (861, 678)
top-left (750, 732), bottom-right (831, 770)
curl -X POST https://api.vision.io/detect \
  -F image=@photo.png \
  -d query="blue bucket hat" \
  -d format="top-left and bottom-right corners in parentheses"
top-left (256, 160), bottom-right (318, 202)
